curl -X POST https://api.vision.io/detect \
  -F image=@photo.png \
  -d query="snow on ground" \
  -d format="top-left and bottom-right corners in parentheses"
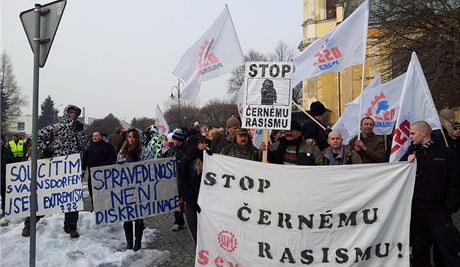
top-left (0, 211), bottom-right (171, 267)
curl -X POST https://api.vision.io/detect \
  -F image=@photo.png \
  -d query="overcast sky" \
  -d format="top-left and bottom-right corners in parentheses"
top-left (1, 0), bottom-right (302, 121)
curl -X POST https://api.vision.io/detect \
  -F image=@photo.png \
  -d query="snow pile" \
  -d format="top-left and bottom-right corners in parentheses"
top-left (0, 211), bottom-right (170, 267)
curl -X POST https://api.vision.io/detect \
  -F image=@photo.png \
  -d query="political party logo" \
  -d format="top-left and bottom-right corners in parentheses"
top-left (365, 92), bottom-right (397, 128)
top-left (313, 39), bottom-right (342, 71)
top-left (218, 230), bottom-right (238, 253)
top-left (197, 39), bottom-right (223, 76)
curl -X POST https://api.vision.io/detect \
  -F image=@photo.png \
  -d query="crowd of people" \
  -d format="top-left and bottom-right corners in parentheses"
top-left (1, 102), bottom-right (460, 265)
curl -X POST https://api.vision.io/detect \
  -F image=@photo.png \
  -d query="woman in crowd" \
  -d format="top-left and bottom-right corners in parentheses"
top-left (179, 134), bottom-right (208, 244)
top-left (117, 128), bottom-right (151, 251)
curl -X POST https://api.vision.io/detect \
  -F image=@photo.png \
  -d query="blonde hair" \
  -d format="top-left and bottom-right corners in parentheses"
top-left (195, 158), bottom-right (203, 175)
top-left (207, 128), bottom-right (222, 141)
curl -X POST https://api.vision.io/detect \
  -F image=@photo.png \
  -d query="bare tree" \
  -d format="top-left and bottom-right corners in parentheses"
top-left (199, 99), bottom-right (239, 127)
top-left (164, 102), bottom-right (200, 129)
top-left (1, 52), bottom-right (27, 133)
top-left (87, 113), bottom-right (122, 136)
top-left (131, 117), bottom-right (155, 131)
top-left (370, 0), bottom-right (460, 107)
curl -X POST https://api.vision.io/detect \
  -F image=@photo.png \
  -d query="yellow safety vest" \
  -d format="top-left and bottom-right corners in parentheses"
top-left (9, 140), bottom-right (25, 158)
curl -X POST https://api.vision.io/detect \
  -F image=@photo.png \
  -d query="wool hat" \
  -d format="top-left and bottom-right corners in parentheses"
top-left (290, 120), bottom-right (302, 132)
top-left (452, 121), bottom-right (460, 129)
top-left (310, 101), bottom-right (326, 116)
top-left (172, 128), bottom-right (185, 142)
top-left (235, 128), bottom-right (250, 136)
top-left (226, 116), bottom-right (241, 129)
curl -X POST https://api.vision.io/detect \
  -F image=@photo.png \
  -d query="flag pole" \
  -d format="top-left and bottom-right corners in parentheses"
top-left (357, 0), bottom-right (369, 141)
top-left (337, 72), bottom-right (342, 117)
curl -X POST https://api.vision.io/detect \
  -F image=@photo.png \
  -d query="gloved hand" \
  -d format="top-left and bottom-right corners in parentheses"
top-left (192, 202), bottom-right (201, 213)
top-left (205, 149), bottom-right (213, 156)
top-left (72, 120), bottom-right (84, 132)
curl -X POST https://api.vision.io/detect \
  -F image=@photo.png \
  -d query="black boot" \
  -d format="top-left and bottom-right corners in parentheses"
top-left (123, 221), bottom-right (133, 250)
top-left (133, 220), bottom-right (144, 251)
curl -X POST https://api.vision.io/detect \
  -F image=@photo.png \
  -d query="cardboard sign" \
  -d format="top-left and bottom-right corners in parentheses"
top-left (5, 154), bottom-right (83, 219)
top-left (242, 62), bottom-right (293, 130)
top-left (91, 157), bottom-right (179, 225)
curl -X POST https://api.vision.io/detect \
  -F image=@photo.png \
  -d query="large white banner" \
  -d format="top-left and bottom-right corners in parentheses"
top-left (5, 154), bottom-right (84, 219)
top-left (241, 62), bottom-right (293, 130)
top-left (196, 153), bottom-right (416, 267)
top-left (91, 157), bottom-right (178, 225)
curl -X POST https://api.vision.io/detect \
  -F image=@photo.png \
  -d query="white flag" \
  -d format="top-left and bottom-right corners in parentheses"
top-left (333, 75), bottom-right (381, 144)
top-left (389, 52), bottom-right (441, 162)
top-left (292, 0), bottom-right (369, 85)
top-left (172, 5), bottom-right (244, 102)
top-left (154, 105), bottom-right (169, 135)
top-left (333, 73), bottom-right (406, 144)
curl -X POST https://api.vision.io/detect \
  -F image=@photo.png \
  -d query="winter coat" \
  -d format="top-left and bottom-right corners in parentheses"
top-left (323, 145), bottom-right (362, 165)
top-left (301, 119), bottom-right (330, 151)
top-left (269, 137), bottom-right (324, 165)
top-left (348, 133), bottom-right (387, 163)
top-left (220, 142), bottom-right (260, 161)
top-left (82, 140), bottom-right (117, 170)
top-left (37, 105), bottom-right (90, 157)
top-left (209, 133), bottom-right (232, 154)
top-left (107, 133), bottom-right (123, 153)
top-left (402, 141), bottom-right (460, 212)
top-left (179, 135), bottom-right (205, 204)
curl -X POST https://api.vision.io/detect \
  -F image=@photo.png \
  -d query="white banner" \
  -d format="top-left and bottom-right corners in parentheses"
top-left (172, 5), bottom-right (244, 102)
top-left (91, 157), bottom-right (178, 225)
top-left (242, 62), bottom-right (293, 130)
top-left (292, 0), bottom-right (369, 85)
top-left (389, 52), bottom-right (441, 162)
top-left (154, 104), bottom-right (169, 135)
top-left (333, 73), bottom-right (406, 144)
top-left (5, 154), bottom-right (84, 219)
top-left (196, 153), bottom-right (416, 266)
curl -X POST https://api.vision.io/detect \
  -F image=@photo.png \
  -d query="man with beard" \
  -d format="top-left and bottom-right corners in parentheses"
top-left (221, 128), bottom-right (259, 161)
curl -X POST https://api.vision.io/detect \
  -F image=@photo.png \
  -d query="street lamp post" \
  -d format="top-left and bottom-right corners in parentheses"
top-left (170, 78), bottom-right (184, 127)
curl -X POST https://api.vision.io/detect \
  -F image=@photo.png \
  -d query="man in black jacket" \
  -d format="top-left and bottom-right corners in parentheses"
top-left (82, 131), bottom-right (117, 203)
top-left (404, 121), bottom-right (460, 266)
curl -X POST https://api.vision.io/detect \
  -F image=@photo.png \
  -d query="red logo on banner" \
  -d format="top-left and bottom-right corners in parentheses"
top-left (313, 39), bottom-right (342, 71)
top-left (218, 230), bottom-right (238, 253)
top-left (197, 39), bottom-right (223, 76)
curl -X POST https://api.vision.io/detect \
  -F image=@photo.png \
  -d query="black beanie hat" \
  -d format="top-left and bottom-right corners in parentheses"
top-left (172, 128), bottom-right (185, 142)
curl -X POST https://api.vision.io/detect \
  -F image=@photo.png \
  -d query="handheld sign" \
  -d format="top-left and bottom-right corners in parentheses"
top-left (91, 157), bottom-right (178, 225)
top-left (4, 154), bottom-right (83, 219)
top-left (241, 62), bottom-right (293, 130)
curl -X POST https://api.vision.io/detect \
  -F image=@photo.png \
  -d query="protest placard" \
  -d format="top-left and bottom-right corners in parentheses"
top-left (91, 157), bottom-right (178, 225)
top-left (241, 62), bottom-right (293, 130)
top-left (196, 154), bottom-right (416, 266)
top-left (4, 154), bottom-right (83, 219)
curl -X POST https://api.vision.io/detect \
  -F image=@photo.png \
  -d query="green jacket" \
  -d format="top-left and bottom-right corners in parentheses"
top-left (220, 143), bottom-right (260, 162)
top-left (349, 133), bottom-right (387, 163)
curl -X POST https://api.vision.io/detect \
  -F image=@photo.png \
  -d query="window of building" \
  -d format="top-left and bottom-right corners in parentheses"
top-left (326, 0), bottom-right (337, 19)
top-left (17, 122), bottom-right (25, 131)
